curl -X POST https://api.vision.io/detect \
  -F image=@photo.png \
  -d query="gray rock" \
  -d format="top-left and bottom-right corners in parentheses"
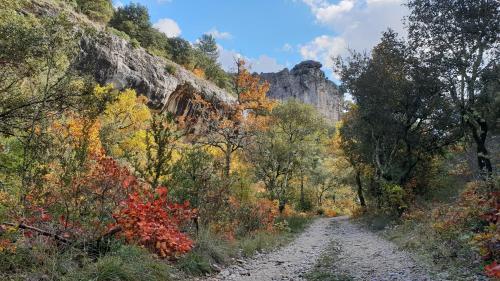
top-left (76, 33), bottom-right (235, 115)
top-left (260, 60), bottom-right (343, 122)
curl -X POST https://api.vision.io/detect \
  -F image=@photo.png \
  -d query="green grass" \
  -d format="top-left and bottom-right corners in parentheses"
top-left (0, 241), bottom-right (173, 281)
top-left (377, 218), bottom-right (484, 280)
top-left (305, 242), bottom-right (353, 281)
top-left (65, 245), bottom-right (173, 281)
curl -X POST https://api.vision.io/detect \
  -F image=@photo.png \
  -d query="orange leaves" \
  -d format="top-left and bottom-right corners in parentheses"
top-left (113, 186), bottom-right (194, 258)
top-left (485, 261), bottom-right (500, 278)
top-left (193, 68), bottom-right (206, 79)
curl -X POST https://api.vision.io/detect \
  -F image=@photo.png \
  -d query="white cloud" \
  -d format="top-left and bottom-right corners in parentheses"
top-left (207, 28), bottom-right (232, 40)
top-left (300, 35), bottom-right (347, 68)
top-left (112, 0), bottom-right (124, 9)
top-left (302, 0), bottom-right (355, 23)
top-left (217, 45), bottom-right (284, 73)
top-left (250, 55), bottom-right (285, 73)
top-left (366, 0), bottom-right (402, 5)
top-left (153, 18), bottom-right (181, 38)
top-left (299, 0), bottom-right (408, 75)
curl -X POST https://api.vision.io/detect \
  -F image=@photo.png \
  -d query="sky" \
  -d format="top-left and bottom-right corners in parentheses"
top-left (113, 0), bottom-right (408, 80)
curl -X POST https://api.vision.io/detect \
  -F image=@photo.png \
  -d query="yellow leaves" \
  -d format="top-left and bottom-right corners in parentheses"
top-left (100, 88), bottom-right (151, 158)
top-left (93, 84), bottom-right (115, 100)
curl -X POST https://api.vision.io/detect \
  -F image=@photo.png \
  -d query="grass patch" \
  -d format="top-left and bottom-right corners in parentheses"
top-left (0, 240), bottom-right (173, 281)
top-left (177, 229), bottom-right (236, 276)
top-left (305, 241), bottom-right (353, 281)
top-left (65, 244), bottom-right (173, 281)
top-left (377, 217), bottom-right (484, 280)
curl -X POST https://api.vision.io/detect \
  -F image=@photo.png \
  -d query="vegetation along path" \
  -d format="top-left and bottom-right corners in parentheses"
top-left (205, 216), bottom-right (434, 281)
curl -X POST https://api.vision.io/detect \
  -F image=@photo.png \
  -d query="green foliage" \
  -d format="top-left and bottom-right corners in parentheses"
top-left (76, 0), bottom-right (113, 23)
top-left (277, 215), bottom-right (311, 234)
top-left (248, 100), bottom-right (326, 212)
top-left (170, 147), bottom-right (220, 210)
top-left (66, 245), bottom-right (172, 281)
top-left (381, 183), bottom-right (407, 215)
top-left (164, 63), bottom-right (177, 75)
top-left (0, 9), bottom-right (81, 135)
top-left (195, 34), bottom-right (219, 61)
top-left (177, 252), bottom-right (212, 276)
top-left (166, 37), bottom-right (193, 66)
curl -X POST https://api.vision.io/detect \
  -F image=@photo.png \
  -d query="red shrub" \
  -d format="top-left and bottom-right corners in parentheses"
top-left (113, 187), bottom-right (194, 258)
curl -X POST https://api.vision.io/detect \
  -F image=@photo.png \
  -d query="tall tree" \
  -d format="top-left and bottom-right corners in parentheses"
top-left (249, 100), bottom-right (324, 212)
top-left (407, 0), bottom-right (500, 177)
top-left (195, 34), bottom-right (219, 61)
top-left (194, 59), bottom-right (273, 179)
top-left (336, 30), bottom-right (458, 186)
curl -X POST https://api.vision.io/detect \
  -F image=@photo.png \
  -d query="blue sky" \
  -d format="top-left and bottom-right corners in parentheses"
top-left (113, 0), bottom-right (408, 79)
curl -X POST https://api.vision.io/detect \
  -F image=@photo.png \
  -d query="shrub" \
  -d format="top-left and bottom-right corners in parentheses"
top-left (113, 187), bottom-right (194, 258)
top-left (165, 63), bottom-right (177, 75)
top-left (66, 244), bottom-right (173, 281)
top-left (76, 0), bottom-right (113, 23)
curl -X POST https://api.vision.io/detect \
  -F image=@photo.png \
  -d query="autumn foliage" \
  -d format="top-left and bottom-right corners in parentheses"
top-left (113, 187), bottom-right (195, 258)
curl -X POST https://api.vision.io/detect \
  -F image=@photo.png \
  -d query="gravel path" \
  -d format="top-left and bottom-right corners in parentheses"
top-left (204, 217), bottom-right (334, 281)
top-left (326, 216), bottom-right (433, 281)
top-left (203, 216), bottom-right (436, 281)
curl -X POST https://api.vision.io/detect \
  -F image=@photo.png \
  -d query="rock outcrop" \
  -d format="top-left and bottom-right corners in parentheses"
top-left (260, 61), bottom-right (343, 122)
top-left (76, 33), bottom-right (235, 116)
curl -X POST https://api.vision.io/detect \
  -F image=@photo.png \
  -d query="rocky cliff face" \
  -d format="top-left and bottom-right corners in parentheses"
top-left (76, 33), bottom-right (235, 116)
top-left (260, 61), bottom-right (343, 122)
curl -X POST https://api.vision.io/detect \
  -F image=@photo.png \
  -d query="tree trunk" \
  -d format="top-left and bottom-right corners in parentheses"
top-left (356, 169), bottom-right (366, 208)
top-left (278, 198), bottom-right (286, 213)
top-left (468, 117), bottom-right (493, 179)
top-left (299, 172), bottom-right (305, 210)
top-left (224, 148), bottom-right (231, 179)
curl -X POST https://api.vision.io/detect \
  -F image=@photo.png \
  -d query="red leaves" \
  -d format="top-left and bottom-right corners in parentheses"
top-left (113, 186), bottom-right (194, 258)
top-left (485, 261), bottom-right (500, 278)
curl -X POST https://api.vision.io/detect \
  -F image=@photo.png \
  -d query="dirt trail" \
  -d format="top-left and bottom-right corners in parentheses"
top-left (204, 216), bottom-right (435, 281)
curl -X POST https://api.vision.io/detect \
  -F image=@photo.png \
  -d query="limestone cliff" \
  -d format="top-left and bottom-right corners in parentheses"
top-left (76, 34), bottom-right (235, 116)
top-left (260, 61), bottom-right (343, 122)
top-left (26, 0), bottom-right (235, 117)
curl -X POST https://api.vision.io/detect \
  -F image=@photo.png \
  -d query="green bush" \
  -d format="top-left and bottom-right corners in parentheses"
top-left (177, 229), bottom-right (235, 275)
top-left (177, 252), bottom-right (212, 276)
top-left (165, 63), bottom-right (177, 75)
top-left (280, 215), bottom-right (311, 233)
top-left (76, 0), bottom-right (113, 23)
top-left (66, 245), bottom-right (172, 281)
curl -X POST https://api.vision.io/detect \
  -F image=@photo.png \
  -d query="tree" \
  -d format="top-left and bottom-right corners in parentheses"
top-left (194, 59), bottom-right (273, 179)
top-left (109, 3), bottom-right (152, 46)
top-left (336, 30), bottom-right (458, 186)
top-left (169, 146), bottom-right (224, 225)
top-left (335, 31), bottom-right (461, 212)
top-left (167, 37), bottom-right (193, 66)
top-left (76, 0), bottom-right (113, 23)
top-left (248, 100), bottom-right (324, 212)
top-left (407, 0), bottom-right (500, 177)
top-left (195, 34), bottom-right (219, 61)
top-left (99, 88), bottom-right (151, 159)
top-left (139, 113), bottom-right (183, 189)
